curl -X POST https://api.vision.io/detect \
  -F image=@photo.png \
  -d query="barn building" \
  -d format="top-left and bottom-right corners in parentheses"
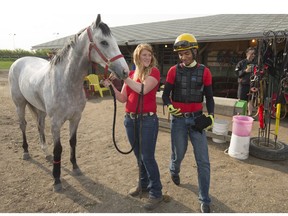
top-left (32, 14), bottom-right (288, 98)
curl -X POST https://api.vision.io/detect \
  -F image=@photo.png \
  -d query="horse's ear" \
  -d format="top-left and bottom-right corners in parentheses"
top-left (95, 14), bottom-right (101, 28)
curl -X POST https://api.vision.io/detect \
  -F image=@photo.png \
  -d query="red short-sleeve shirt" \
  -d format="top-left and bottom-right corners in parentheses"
top-left (125, 67), bottom-right (160, 113)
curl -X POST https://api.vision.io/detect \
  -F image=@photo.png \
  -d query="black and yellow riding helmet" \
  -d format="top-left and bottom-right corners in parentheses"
top-left (173, 33), bottom-right (199, 52)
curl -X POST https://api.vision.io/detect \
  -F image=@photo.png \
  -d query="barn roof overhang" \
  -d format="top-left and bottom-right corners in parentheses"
top-left (32, 14), bottom-right (288, 50)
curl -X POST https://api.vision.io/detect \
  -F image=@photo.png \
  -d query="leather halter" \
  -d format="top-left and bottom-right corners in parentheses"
top-left (86, 26), bottom-right (124, 78)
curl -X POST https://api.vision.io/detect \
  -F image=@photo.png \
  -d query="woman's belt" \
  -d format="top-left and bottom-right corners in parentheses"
top-left (126, 112), bottom-right (155, 119)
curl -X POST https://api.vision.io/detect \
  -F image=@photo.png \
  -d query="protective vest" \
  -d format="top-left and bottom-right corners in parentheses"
top-left (172, 64), bottom-right (205, 103)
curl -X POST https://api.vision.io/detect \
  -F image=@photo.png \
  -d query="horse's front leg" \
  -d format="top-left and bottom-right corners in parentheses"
top-left (51, 124), bottom-right (63, 192)
top-left (69, 117), bottom-right (82, 176)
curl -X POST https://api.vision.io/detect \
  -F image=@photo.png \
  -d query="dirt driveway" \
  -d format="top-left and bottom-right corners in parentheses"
top-left (1, 70), bottom-right (288, 213)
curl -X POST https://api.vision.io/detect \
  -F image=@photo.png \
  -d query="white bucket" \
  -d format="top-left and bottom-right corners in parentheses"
top-left (212, 119), bottom-right (229, 143)
top-left (228, 133), bottom-right (250, 160)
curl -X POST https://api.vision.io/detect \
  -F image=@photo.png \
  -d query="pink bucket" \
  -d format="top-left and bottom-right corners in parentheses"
top-left (232, 115), bottom-right (254, 137)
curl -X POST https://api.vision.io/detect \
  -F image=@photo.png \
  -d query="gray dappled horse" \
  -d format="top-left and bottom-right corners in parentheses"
top-left (8, 14), bottom-right (129, 191)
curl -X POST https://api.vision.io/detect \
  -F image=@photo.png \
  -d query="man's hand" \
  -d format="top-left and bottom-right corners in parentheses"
top-left (193, 114), bottom-right (214, 132)
top-left (167, 104), bottom-right (182, 116)
top-left (206, 115), bottom-right (214, 130)
top-left (246, 65), bottom-right (252, 73)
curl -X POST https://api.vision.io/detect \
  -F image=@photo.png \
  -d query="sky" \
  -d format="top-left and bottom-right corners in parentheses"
top-left (0, 0), bottom-right (287, 51)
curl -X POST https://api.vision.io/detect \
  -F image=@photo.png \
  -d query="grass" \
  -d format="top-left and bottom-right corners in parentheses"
top-left (0, 61), bottom-right (14, 70)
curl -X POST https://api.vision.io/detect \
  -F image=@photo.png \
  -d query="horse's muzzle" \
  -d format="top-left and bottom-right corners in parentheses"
top-left (122, 70), bottom-right (129, 79)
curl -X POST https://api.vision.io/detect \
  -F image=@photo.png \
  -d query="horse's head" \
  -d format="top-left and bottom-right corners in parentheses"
top-left (87, 14), bottom-right (129, 80)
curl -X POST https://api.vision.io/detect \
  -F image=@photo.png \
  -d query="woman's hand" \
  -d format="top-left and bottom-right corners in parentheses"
top-left (102, 79), bottom-right (112, 88)
top-left (109, 73), bottom-right (118, 81)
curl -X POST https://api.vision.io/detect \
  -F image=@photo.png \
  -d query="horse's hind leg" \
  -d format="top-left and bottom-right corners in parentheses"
top-left (37, 111), bottom-right (52, 161)
top-left (69, 117), bottom-right (82, 176)
top-left (16, 104), bottom-right (30, 160)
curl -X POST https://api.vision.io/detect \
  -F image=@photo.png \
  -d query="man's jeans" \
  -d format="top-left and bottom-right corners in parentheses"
top-left (124, 114), bottom-right (162, 198)
top-left (170, 115), bottom-right (211, 204)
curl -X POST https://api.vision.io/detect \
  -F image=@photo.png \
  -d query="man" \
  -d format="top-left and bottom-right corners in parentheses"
top-left (162, 33), bottom-right (215, 213)
top-left (235, 47), bottom-right (256, 116)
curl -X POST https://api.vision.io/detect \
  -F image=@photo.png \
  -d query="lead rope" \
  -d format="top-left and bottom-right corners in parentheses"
top-left (109, 84), bottom-right (143, 154)
top-left (138, 83), bottom-right (144, 198)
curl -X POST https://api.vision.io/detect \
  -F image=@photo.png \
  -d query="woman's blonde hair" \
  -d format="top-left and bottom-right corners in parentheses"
top-left (132, 43), bottom-right (157, 82)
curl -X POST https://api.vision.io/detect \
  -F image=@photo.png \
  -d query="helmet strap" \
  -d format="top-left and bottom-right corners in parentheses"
top-left (192, 48), bottom-right (198, 61)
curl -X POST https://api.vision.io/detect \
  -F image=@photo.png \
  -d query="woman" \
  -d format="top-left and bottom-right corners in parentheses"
top-left (103, 43), bottom-right (163, 210)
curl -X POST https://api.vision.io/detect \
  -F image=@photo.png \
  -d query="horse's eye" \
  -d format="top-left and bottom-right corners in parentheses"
top-left (100, 41), bottom-right (108, 46)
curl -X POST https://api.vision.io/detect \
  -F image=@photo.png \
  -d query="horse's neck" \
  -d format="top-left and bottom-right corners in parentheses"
top-left (57, 40), bottom-right (90, 89)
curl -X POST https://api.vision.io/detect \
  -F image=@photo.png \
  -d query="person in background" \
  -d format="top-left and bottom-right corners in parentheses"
top-left (103, 43), bottom-right (163, 211)
top-left (162, 33), bottom-right (215, 213)
top-left (235, 47), bottom-right (256, 116)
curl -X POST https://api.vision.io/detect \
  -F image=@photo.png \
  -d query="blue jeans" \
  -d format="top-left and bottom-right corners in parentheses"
top-left (170, 115), bottom-right (211, 204)
top-left (124, 114), bottom-right (162, 198)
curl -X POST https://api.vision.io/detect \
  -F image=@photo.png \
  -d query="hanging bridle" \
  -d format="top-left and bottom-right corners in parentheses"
top-left (86, 26), bottom-right (124, 78)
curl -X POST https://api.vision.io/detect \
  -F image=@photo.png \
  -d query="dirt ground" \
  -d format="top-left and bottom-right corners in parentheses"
top-left (1, 69), bottom-right (288, 213)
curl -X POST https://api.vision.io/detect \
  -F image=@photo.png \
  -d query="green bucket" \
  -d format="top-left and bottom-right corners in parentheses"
top-left (233, 100), bottom-right (247, 115)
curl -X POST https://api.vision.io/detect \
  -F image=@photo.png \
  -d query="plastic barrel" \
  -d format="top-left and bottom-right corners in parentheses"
top-left (212, 119), bottom-right (229, 143)
top-left (228, 115), bottom-right (254, 160)
top-left (232, 115), bottom-right (254, 137)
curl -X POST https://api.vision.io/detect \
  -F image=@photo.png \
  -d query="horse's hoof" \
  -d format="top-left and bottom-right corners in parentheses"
top-left (23, 153), bottom-right (30, 160)
top-left (53, 183), bottom-right (62, 192)
top-left (72, 168), bottom-right (82, 176)
top-left (45, 155), bottom-right (53, 162)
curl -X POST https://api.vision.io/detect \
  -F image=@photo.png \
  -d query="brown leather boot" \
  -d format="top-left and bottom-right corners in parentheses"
top-left (143, 196), bottom-right (163, 210)
top-left (128, 186), bottom-right (149, 197)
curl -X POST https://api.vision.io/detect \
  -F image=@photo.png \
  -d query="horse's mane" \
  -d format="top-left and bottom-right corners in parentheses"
top-left (51, 35), bottom-right (78, 65)
top-left (51, 21), bottom-right (111, 66)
